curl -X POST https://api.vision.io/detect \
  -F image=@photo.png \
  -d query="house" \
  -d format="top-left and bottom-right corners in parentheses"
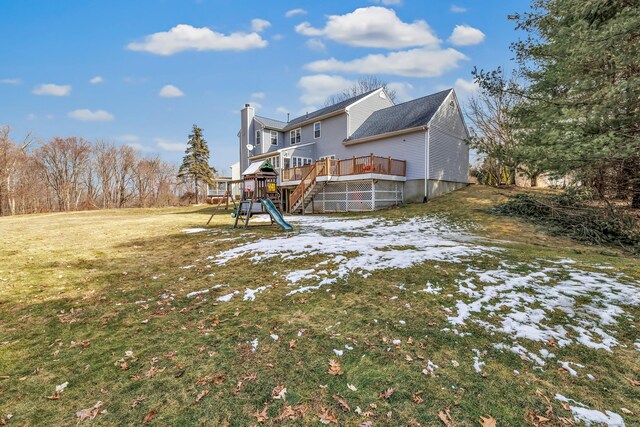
top-left (238, 87), bottom-right (469, 213)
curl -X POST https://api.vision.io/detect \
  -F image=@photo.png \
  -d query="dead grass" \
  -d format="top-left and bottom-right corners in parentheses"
top-left (0, 186), bottom-right (638, 426)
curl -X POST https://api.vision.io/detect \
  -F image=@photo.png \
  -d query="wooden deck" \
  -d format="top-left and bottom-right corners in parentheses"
top-left (281, 154), bottom-right (406, 183)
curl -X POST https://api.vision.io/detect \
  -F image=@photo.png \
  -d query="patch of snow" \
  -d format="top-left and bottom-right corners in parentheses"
top-left (344, 344), bottom-right (353, 350)
top-left (270, 334), bottom-right (279, 341)
top-left (180, 265), bottom-right (196, 269)
top-left (214, 216), bottom-right (498, 294)
top-left (448, 264), bottom-right (639, 352)
top-left (243, 286), bottom-right (268, 301)
top-left (558, 361), bottom-right (584, 376)
top-left (182, 228), bottom-right (206, 234)
top-left (472, 349), bottom-right (485, 373)
top-left (216, 290), bottom-right (239, 302)
top-left (251, 339), bottom-right (258, 352)
top-left (422, 282), bottom-right (442, 294)
top-left (392, 339), bottom-right (401, 345)
top-left (555, 394), bottom-right (625, 426)
top-left (186, 289), bottom-right (209, 298)
top-left (333, 349), bottom-right (344, 356)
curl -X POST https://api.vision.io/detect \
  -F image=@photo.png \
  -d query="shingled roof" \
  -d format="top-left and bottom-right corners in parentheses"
top-left (347, 89), bottom-right (453, 141)
top-left (254, 115), bottom-right (288, 130)
top-left (285, 88), bottom-right (379, 129)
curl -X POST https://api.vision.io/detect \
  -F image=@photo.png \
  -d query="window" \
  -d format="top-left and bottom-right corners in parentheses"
top-left (269, 155), bottom-right (280, 169)
top-left (290, 128), bottom-right (301, 145)
top-left (271, 130), bottom-right (278, 145)
top-left (292, 156), bottom-right (313, 167)
top-left (318, 155), bottom-right (335, 160)
top-left (255, 129), bottom-right (261, 145)
top-left (314, 121), bottom-right (321, 139)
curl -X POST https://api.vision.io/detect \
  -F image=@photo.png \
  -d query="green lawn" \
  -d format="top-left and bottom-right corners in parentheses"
top-left (0, 186), bottom-right (638, 426)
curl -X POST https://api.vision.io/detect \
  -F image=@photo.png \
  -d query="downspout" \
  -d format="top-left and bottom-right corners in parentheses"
top-left (424, 127), bottom-right (430, 202)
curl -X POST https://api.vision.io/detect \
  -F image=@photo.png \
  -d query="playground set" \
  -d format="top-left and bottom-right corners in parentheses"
top-left (231, 161), bottom-right (293, 231)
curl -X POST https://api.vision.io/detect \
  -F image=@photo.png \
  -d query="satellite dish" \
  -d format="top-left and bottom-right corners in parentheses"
top-left (246, 144), bottom-right (254, 151)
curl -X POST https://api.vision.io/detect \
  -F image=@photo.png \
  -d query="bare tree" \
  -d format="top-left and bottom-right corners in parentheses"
top-left (0, 126), bottom-right (34, 215)
top-left (324, 76), bottom-right (398, 106)
top-left (37, 137), bottom-right (91, 211)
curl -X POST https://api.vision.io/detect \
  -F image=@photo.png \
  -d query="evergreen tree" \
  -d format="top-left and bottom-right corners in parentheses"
top-left (177, 125), bottom-right (214, 204)
top-left (475, 0), bottom-right (640, 206)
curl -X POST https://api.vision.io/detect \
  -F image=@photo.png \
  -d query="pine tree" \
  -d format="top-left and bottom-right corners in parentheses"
top-left (476, 0), bottom-right (640, 206)
top-left (177, 125), bottom-right (214, 204)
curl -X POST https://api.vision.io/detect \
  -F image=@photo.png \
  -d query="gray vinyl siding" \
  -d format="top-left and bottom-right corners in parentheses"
top-left (252, 123), bottom-right (283, 156)
top-left (427, 93), bottom-right (469, 183)
top-left (347, 90), bottom-right (394, 137)
top-left (319, 130), bottom-right (426, 180)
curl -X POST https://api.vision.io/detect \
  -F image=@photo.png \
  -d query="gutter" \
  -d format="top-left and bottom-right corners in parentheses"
top-left (343, 125), bottom-right (428, 146)
top-left (283, 109), bottom-right (345, 131)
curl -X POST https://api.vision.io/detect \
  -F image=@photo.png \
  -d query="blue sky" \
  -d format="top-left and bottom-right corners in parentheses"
top-left (0, 0), bottom-right (528, 175)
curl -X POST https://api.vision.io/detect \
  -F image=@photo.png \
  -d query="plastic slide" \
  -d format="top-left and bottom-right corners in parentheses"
top-left (260, 198), bottom-right (293, 231)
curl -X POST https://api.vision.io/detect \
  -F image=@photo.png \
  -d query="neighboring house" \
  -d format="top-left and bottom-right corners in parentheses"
top-left (238, 87), bottom-right (470, 213)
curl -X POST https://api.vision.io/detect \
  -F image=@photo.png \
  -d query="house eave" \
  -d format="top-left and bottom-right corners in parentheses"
top-left (284, 109), bottom-right (345, 131)
top-left (343, 126), bottom-right (428, 146)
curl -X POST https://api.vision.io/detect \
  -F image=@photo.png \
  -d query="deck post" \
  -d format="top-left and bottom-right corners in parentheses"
top-left (370, 153), bottom-right (374, 172)
top-left (352, 156), bottom-right (356, 175)
top-left (388, 156), bottom-right (392, 175)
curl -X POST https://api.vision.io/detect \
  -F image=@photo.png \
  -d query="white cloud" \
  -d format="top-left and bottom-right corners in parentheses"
top-left (90, 76), bottom-right (104, 84)
top-left (68, 109), bottom-right (114, 122)
top-left (297, 74), bottom-right (355, 106)
top-left (276, 106), bottom-right (290, 115)
top-left (386, 82), bottom-right (414, 102)
top-left (126, 142), bottom-right (154, 152)
top-left (27, 113), bottom-right (37, 120)
top-left (250, 102), bottom-right (262, 110)
top-left (285, 8), bottom-right (307, 18)
top-left (251, 18), bottom-right (271, 32)
top-left (371, 0), bottom-right (402, 5)
top-left (305, 38), bottom-right (326, 52)
top-left (450, 5), bottom-right (468, 13)
top-left (127, 24), bottom-right (268, 55)
top-left (1, 78), bottom-right (21, 85)
top-left (33, 83), bottom-right (71, 96)
top-left (116, 134), bottom-right (141, 143)
top-left (155, 137), bottom-right (186, 152)
top-left (251, 92), bottom-right (266, 99)
top-left (272, 34), bottom-right (284, 41)
top-left (305, 47), bottom-right (468, 78)
top-left (449, 24), bottom-right (485, 46)
top-left (295, 7), bottom-right (439, 49)
top-left (453, 77), bottom-right (479, 99)
top-left (159, 84), bottom-right (184, 97)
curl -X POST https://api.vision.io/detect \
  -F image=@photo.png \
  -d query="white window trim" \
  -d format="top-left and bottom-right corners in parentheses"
top-left (290, 128), bottom-right (301, 145)
top-left (255, 129), bottom-right (262, 145)
top-left (313, 121), bottom-right (321, 139)
top-left (318, 155), bottom-right (335, 160)
top-left (270, 130), bottom-right (278, 145)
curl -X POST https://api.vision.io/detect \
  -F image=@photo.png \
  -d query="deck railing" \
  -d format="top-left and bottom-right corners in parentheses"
top-left (289, 164), bottom-right (317, 210)
top-left (281, 154), bottom-right (406, 183)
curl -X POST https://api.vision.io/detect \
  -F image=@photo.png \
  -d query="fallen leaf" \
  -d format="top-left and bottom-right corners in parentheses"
top-left (412, 390), bottom-right (424, 403)
top-left (480, 415), bottom-right (497, 427)
top-left (328, 359), bottom-right (343, 376)
top-left (277, 405), bottom-right (297, 421)
top-left (141, 410), bottom-right (157, 424)
top-left (130, 396), bottom-right (145, 408)
top-left (289, 340), bottom-right (297, 350)
top-left (438, 406), bottom-right (453, 426)
top-left (76, 401), bottom-right (104, 423)
top-left (272, 385), bottom-right (287, 400)
top-left (332, 394), bottom-right (350, 412)
top-left (194, 389), bottom-right (209, 403)
top-left (620, 408), bottom-right (633, 415)
top-left (624, 376), bottom-right (639, 386)
top-left (358, 422), bottom-right (373, 427)
top-left (253, 405), bottom-right (269, 423)
top-left (318, 407), bottom-right (337, 424)
top-left (347, 383), bottom-right (358, 392)
top-left (379, 387), bottom-right (395, 400)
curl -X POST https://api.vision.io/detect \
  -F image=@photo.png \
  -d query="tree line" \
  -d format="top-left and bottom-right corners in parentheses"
top-left (467, 0), bottom-right (639, 209)
top-left (0, 125), bottom-right (194, 216)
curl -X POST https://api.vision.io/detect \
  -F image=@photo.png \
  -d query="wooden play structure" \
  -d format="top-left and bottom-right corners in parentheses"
top-left (206, 177), bottom-right (242, 225)
top-left (233, 160), bottom-right (292, 231)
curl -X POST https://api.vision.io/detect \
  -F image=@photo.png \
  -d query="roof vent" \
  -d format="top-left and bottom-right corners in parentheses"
top-left (245, 103), bottom-right (251, 108)
top-left (306, 112), bottom-right (309, 119)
